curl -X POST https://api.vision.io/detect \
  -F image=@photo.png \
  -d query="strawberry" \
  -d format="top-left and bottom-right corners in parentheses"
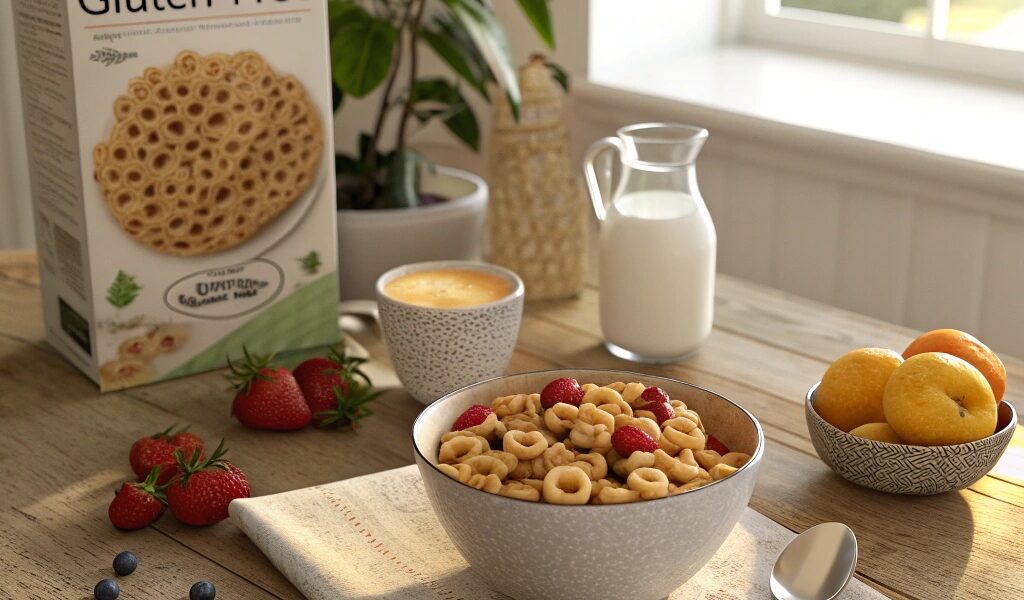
top-left (638, 401), bottom-right (673, 425)
top-left (108, 467), bottom-right (166, 530)
top-left (313, 380), bottom-right (381, 429)
top-left (228, 348), bottom-right (311, 430)
top-left (540, 377), bottom-right (584, 409)
top-left (293, 348), bottom-right (374, 426)
top-left (639, 386), bottom-right (671, 405)
top-left (129, 424), bottom-right (205, 484)
top-left (706, 434), bottom-right (730, 455)
top-left (611, 425), bottom-right (658, 457)
top-left (451, 404), bottom-right (493, 431)
top-left (166, 440), bottom-right (250, 526)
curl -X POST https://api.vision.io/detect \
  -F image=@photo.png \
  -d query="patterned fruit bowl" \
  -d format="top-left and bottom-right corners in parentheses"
top-left (806, 382), bottom-right (1017, 495)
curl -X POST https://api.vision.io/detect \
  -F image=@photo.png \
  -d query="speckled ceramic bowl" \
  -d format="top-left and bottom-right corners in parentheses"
top-left (412, 369), bottom-right (764, 600)
top-left (806, 382), bottom-right (1017, 495)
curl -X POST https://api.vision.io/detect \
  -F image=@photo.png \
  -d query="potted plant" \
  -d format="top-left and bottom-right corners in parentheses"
top-left (328, 0), bottom-right (559, 299)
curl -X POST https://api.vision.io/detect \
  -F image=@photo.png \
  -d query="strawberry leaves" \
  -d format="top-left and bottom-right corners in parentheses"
top-left (315, 381), bottom-right (381, 429)
top-left (225, 347), bottom-right (276, 393)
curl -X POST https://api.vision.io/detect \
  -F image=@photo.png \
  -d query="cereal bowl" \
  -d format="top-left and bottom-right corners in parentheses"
top-left (806, 382), bottom-right (1017, 495)
top-left (412, 369), bottom-right (763, 600)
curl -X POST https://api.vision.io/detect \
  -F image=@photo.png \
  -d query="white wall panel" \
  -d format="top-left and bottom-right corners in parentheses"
top-left (979, 219), bottom-right (1024, 357)
top-left (720, 163), bottom-right (778, 285)
top-left (774, 175), bottom-right (842, 304)
top-left (904, 204), bottom-right (988, 334)
top-left (835, 189), bottom-right (915, 324)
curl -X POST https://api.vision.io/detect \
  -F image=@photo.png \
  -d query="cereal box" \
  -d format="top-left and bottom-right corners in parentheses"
top-left (13, 0), bottom-right (340, 390)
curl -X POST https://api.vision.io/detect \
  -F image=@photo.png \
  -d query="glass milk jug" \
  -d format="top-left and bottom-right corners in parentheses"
top-left (584, 123), bottom-right (716, 363)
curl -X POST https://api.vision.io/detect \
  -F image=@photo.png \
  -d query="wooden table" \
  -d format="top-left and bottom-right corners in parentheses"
top-left (2, 251), bottom-right (1022, 600)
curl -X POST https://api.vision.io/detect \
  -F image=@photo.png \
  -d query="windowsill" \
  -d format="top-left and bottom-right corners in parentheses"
top-left (581, 43), bottom-right (1024, 193)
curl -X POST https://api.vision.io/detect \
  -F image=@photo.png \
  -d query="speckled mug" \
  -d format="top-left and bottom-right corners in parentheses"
top-left (377, 261), bottom-right (524, 405)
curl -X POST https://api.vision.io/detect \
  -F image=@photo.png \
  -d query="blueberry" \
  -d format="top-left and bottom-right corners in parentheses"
top-left (93, 578), bottom-right (120, 600)
top-left (189, 580), bottom-right (216, 600)
top-left (112, 551), bottom-right (138, 576)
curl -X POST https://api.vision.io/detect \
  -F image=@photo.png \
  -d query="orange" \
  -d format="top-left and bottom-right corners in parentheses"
top-left (816, 348), bottom-right (903, 432)
top-left (902, 329), bottom-right (1005, 402)
top-left (849, 422), bottom-right (903, 444)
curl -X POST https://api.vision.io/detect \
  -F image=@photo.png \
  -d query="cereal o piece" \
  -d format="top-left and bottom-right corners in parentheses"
top-left (722, 452), bottom-right (752, 469)
top-left (653, 449), bottom-right (701, 483)
top-left (467, 473), bottom-right (503, 494)
top-left (672, 470), bottom-right (712, 494)
top-left (520, 478), bottom-right (544, 493)
top-left (634, 409), bottom-right (658, 422)
top-left (499, 481), bottom-right (541, 502)
top-left (439, 436), bottom-right (485, 464)
top-left (658, 433), bottom-right (682, 456)
top-left (580, 383), bottom-right (599, 394)
top-left (543, 402), bottom-right (579, 436)
top-left (118, 335), bottom-right (156, 360)
top-left (503, 430), bottom-right (549, 460)
top-left (569, 421), bottom-right (612, 453)
top-left (679, 408), bottom-right (705, 433)
top-left (538, 428), bottom-right (560, 447)
top-left (542, 466), bottom-right (592, 505)
top-left (509, 460), bottom-right (533, 480)
top-left (614, 416), bottom-right (661, 441)
top-left (603, 382), bottom-right (627, 393)
top-left (148, 324), bottom-right (188, 354)
top-left (627, 467), bottom-right (670, 500)
top-left (462, 412), bottom-right (499, 439)
top-left (621, 382), bottom-right (647, 405)
top-left (598, 486), bottom-right (642, 505)
top-left (440, 430), bottom-right (491, 448)
top-left (492, 393), bottom-right (541, 418)
top-left (461, 455), bottom-right (510, 480)
top-left (694, 449), bottom-right (723, 470)
top-left (708, 463), bottom-right (739, 481)
top-left (484, 450), bottom-right (520, 473)
top-left (662, 416), bottom-right (706, 451)
top-left (590, 478), bottom-right (620, 502)
top-left (571, 451), bottom-right (608, 481)
top-left (622, 450), bottom-right (656, 475)
top-left (577, 403), bottom-right (615, 430)
top-left (501, 413), bottom-right (543, 433)
top-left (597, 397), bottom-right (633, 418)
top-left (582, 386), bottom-right (624, 409)
top-left (532, 442), bottom-right (574, 478)
top-left (438, 462), bottom-right (473, 484)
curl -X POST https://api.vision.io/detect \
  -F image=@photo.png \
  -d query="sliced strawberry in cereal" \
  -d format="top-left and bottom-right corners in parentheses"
top-left (705, 434), bottom-right (730, 455)
top-left (540, 377), bottom-right (585, 409)
top-left (451, 404), bottom-right (493, 431)
top-left (639, 386), bottom-right (671, 405)
top-left (611, 425), bottom-right (658, 456)
top-left (638, 401), bottom-right (673, 425)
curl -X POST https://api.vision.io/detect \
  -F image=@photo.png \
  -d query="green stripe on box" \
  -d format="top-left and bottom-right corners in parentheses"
top-left (166, 272), bottom-right (340, 377)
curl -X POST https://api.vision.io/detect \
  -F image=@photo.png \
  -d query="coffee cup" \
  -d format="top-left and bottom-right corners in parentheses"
top-left (376, 261), bottom-right (524, 404)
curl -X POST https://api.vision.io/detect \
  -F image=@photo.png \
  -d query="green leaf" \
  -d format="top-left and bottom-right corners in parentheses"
top-left (106, 270), bottom-right (141, 309)
top-left (330, 5), bottom-right (398, 97)
top-left (516, 0), bottom-right (554, 49)
top-left (381, 148), bottom-right (430, 209)
top-left (331, 80), bottom-right (344, 113)
top-left (410, 78), bottom-right (480, 151)
top-left (545, 60), bottom-right (569, 91)
top-left (443, 0), bottom-right (521, 120)
top-left (420, 14), bottom-right (491, 100)
top-left (298, 251), bottom-right (322, 275)
top-left (335, 152), bottom-right (361, 175)
top-left (327, 0), bottom-right (362, 33)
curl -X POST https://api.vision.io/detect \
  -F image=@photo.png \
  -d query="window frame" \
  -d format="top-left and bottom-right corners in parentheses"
top-left (736, 0), bottom-right (1024, 85)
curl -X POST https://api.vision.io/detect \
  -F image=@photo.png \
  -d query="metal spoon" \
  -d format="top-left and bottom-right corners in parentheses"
top-left (770, 522), bottom-right (858, 600)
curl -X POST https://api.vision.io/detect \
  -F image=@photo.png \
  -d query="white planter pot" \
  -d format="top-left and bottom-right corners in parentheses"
top-left (336, 166), bottom-right (488, 300)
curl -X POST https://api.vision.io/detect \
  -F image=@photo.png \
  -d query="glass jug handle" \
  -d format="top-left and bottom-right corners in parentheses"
top-left (583, 136), bottom-right (624, 222)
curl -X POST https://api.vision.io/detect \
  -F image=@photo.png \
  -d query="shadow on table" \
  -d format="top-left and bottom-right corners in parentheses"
top-left (753, 448), bottom-right (976, 600)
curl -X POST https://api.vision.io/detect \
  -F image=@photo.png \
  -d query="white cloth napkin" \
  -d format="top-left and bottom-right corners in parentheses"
top-left (230, 466), bottom-right (886, 599)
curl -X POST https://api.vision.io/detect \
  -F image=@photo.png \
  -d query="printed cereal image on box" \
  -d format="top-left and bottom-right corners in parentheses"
top-left (14, 0), bottom-right (340, 391)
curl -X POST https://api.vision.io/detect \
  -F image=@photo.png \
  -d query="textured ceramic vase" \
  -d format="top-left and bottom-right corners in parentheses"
top-left (413, 369), bottom-right (764, 600)
top-left (377, 261), bottom-right (524, 405)
top-left (806, 382), bottom-right (1017, 495)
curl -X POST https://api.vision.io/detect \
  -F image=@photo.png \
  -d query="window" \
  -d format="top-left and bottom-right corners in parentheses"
top-left (739, 1), bottom-right (1024, 83)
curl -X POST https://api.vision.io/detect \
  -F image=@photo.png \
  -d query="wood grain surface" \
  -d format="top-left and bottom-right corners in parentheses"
top-left (1, 252), bottom-right (1021, 600)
